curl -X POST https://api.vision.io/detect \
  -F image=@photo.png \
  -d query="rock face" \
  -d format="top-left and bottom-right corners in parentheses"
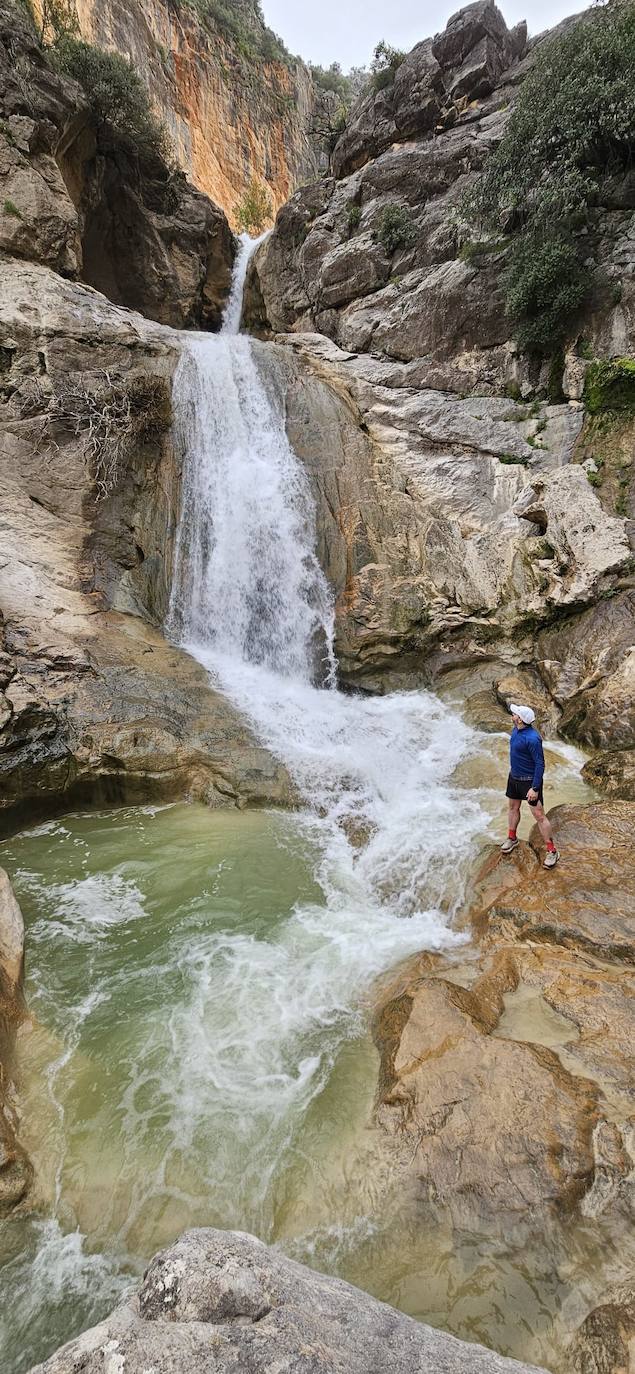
top-left (0, 259), bottom-right (291, 834)
top-left (0, 0), bottom-right (235, 328)
top-left (266, 334), bottom-right (633, 707)
top-left (73, 0), bottom-right (327, 226)
top-left (374, 802), bottom-right (635, 1361)
top-left (243, 1), bottom-right (635, 772)
top-left (246, 5), bottom-right (633, 381)
top-left (0, 868), bottom-right (31, 1215)
top-left (28, 1226), bottom-right (549, 1374)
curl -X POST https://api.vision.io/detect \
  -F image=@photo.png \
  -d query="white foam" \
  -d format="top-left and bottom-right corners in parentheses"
top-left (27, 873), bottom-right (147, 947)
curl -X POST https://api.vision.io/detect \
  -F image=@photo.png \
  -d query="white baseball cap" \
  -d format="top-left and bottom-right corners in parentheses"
top-left (510, 703), bottom-right (536, 725)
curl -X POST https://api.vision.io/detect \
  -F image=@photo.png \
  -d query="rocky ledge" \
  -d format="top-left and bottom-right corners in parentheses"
top-left (374, 800), bottom-right (635, 1369)
top-left (28, 1226), bottom-right (549, 1374)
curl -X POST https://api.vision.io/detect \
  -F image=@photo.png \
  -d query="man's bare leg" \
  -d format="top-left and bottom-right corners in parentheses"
top-left (501, 799), bottom-right (521, 852)
top-left (529, 801), bottom-right (555, 846)
top-left (529, 800), bottom-right (559, 866)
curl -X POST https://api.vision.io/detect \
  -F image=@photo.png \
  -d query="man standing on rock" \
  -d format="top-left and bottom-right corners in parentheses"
top-left (500, 704), bottom-right (560, 868)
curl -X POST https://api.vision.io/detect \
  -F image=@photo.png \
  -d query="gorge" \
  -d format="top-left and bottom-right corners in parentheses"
top-left (0, 1), bottom-right (634, 1372)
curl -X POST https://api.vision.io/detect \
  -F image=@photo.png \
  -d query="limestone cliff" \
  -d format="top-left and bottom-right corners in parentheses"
top-left (0, 0), bottom-right (235, 328)
top-left (73, 0), bottom-right (326, 226)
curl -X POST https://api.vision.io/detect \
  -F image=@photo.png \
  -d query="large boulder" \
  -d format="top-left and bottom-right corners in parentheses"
top-left (28, 1227), bottom-right (549, 1374)
top-left (331, 1), bottom-right (520, 181)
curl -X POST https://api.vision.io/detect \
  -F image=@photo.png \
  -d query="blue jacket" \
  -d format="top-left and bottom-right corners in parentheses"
top-left (509, 724), bottom-right (545, 790)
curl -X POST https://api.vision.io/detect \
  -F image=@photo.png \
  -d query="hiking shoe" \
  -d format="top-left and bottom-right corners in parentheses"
top-left (500, 837), bottom-right (519, 854)
top-left (543, 849), bottom-right (560, 868)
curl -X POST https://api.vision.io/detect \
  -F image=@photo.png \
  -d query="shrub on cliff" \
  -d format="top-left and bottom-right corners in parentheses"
top-left (189, 0), bottom-right (291, 67)
top-left (234, 179), bottom-right (273, 235)
top-left (375, 203), bottom-right (415, 255)
top-left (52, 37), bottom-right (169, 162)
top-left (371, 41), bottom-right (406, 91)
top-left (467, 0), bottom-right (635, 352)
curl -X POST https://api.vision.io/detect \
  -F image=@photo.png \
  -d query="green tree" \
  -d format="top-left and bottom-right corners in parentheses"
top-left (466, 1), bottom-right (635, 352)
top-left (234, 178), bottom-right (273, 235)
top-left (370, 41), bottom-right (406, 91)
top-left (375, 203), bottom-right (415, 255)
top-left (52, 37), bottom-right (169, 161)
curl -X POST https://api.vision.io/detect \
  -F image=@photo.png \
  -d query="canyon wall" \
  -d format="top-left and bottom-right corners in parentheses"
top-left (248, 1), bottom-right (635, 790)
top-left (73, 0), bottom-right (326, 226)
top-left (0, 0), bottom-right (236, 328)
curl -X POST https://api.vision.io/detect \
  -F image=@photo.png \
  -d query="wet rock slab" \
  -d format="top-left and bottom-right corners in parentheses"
top-left (373, 801), bottom-right (635, 1364)
top-left (28, 1227), bottom-right (549, 1374)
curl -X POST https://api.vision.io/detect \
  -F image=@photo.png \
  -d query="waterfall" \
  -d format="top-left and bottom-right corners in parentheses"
top-left (168, 240), bottom-right (487, 928)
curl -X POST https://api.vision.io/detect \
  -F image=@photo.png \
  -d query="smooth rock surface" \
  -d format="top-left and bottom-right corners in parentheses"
top-left (0, 866), bottom-right (30, 1215)
top-left (29, 1227), bottom-right (549, 1374)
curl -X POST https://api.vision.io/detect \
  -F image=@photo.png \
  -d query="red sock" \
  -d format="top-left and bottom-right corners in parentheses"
top-left (546, 840), bottom-right (556, 852)
top-left (508, 829), bottom-right (517, 840)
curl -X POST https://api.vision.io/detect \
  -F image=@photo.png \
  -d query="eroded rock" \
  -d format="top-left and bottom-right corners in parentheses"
top-left (0, 867), bottom-right (31, 1215)
top-left (270, 334), bottom-right (630, 698)
top-left (28, 1227), bottom-right (549, 1374)
top-left (374, 801), bottom-right (635, 1263)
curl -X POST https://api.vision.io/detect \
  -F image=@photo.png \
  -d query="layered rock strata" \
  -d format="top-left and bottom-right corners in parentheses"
top-left (0, 0), bottom-right (235, 328)
top-left (28, 1226), bottom-right (550, 1374)
top-left (267, 335), bottom-right (634, 759)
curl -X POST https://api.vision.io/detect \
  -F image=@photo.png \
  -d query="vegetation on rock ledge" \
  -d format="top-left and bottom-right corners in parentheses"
top-left (584, 358), bottom-right (635, 416)
top-left (53, 37), bottom-right (170, 161)
top-left (466, 0), bottom-right (635, 354)
top-left (234, 178), bottom-right (273, 235)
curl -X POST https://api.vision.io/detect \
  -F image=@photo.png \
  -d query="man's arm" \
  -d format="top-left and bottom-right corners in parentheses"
top-left (528, 734), bottom-right (545, 792)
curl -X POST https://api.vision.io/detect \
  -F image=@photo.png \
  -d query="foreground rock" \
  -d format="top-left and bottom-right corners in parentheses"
top-left (0, 868), bottom-right (31, 1214)
top-left (29, 1227), bottom-right (549, 1374)
top-left (374, 801), bottom-right (635, 1364)
top-left (0, 259), bottom-right (290, 831)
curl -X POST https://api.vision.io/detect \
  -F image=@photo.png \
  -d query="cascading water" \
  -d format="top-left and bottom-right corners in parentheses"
top-left (168, 238), bottom-right (487, 928)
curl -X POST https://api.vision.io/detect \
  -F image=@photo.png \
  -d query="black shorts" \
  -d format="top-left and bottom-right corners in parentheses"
top-left (506, 773), bottom-right (544, 806)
